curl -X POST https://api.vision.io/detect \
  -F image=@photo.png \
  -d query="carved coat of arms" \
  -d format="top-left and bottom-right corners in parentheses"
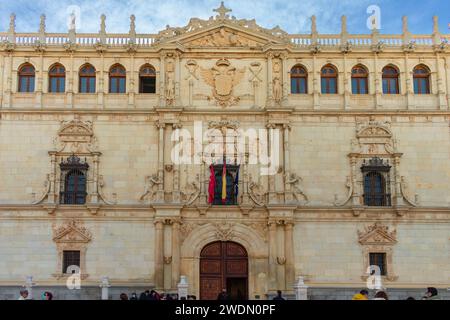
top-left (200, 59), bottom-right (246, 107)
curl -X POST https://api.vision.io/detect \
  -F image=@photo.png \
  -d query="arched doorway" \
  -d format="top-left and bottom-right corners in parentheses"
top-left (200, 241), bottom-right (248, 300)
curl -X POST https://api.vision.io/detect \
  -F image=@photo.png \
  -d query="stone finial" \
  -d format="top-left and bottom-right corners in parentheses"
top-left (129, 14), bottom-right (136, 37)
top-left (432, 15), bottom-right (439, 34)
top-left (214, 1), bottom-right (232, 20)
top-left (402, 16), bottom-right (408, 34)
top-left (69, 11), bottom-right (76, 32)
top-left (39, 14), bottom-right (46, 34)
top-left (9, 13), bottom-right (16, 33)
top-left (100, 14), bottom-right (106, 34)
top-left (311, 15), bottom-right (317, 35)
top-left (432, 16), bottom-right (441, 46)
top-left (341, 15), bottom-right (347, 35)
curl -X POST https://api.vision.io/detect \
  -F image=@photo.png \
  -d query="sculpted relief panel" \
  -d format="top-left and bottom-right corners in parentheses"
top-left (200, 59), bottom-right (246, 107)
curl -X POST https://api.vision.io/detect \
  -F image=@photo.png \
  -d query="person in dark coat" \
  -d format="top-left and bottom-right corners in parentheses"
top-left (130, 293), bottom-right (138, 300)
top-left (140, 290), bottom-right (151, 300)
top-left (217, 289), bottom-right (230, 300)
top-left (273, 290), bottom-right (285, 301)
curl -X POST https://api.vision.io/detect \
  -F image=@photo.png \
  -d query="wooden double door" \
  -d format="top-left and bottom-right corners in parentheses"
top-left (200, 241), bottom-right (248, 300)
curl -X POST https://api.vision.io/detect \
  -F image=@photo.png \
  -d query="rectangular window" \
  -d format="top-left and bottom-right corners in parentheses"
top-left (383, 78), bottom-right (398, 94)
top-left (352, 78), bottom-right (368, 94)
top-left (62, 250), bottom-right (81, 274)
top-left (369, 253), bottom-right (387, 276)
top-left (322, 78), bottom-right (337, 94)
top-left (80, 77), bottom-right (96, 93)
top-left (140, 77), bottom-right (156, 93)
top-left (291, 78), bottom-right (307, 94)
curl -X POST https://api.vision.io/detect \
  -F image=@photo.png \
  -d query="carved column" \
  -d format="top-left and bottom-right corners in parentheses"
top-left (374, 53), bottom-right (381, 109)
top-left (276, 220), bottom-right (286, 290)
top-left (350, 156), bottom-right (361, 206)
top-left (3, 53), bottom-right (13, 108)
top-left (241, 152), bottom-right (251, 205)
top-left (90, 154), bottom-right (100, 204)
top-left (435, 53), bottom-right (448, 110)
top-left (98, 54), bottom-right (105, 108)
top-left (343, 54), bottom-right (350, 110)
top-left (266, 53), bottom-right (273, 106)
top-left (393, 156), bottom-right (404, 206)
top-left (35, 54), bottom-right (44, 108)
top-left (172, 124), bottom-right (182, 203)
top-left (175, 52), bottom-right (181, 106)
top-left (171, 219), bottom-right (181, 289)
top-left (281, 53), bottom-right (288, 104)
top-left (199, 155), bottom-right (208, 204)
top-left (404, 54), bottom-right (414, 109)
top-left (284, 221), bottom-right (295, 290)
top-left (268, 221), bottom-right (278, 291)
top-left (266, 123), bottom-right (277, 204)
top-left (128, 53), bottom-right (135, 108)
top-left (312, 55), bottom-right (320, 109)
top-left (67, 53), bottom-right (74, 108)
top-left (48, 152), bottom-right (57, 204)
top-left (154, 219), bottom-right (164, 289)
top-left (159, 53), bottom-right (166, 107)
top-left (156, 122), bottom-right (166, 203)
top-left (445, 56), bottom-right (450, 109)
top-left (283, 124), bottom-right (294, 203)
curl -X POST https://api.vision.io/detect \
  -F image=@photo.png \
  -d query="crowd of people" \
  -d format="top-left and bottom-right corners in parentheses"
top-left (16, 287), bottom-right (442, 300)
top-left (351, 287), bottom-right (442, 300)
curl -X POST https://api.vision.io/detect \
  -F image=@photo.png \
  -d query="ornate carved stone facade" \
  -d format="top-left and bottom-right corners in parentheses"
top-left (0, 3), bottom-right (449, 300)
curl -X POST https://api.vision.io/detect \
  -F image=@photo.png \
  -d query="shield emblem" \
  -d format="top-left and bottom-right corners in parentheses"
top-left (214, 74), bottom-right (233, 96)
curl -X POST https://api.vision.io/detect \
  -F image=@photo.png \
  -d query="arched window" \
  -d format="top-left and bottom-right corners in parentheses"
top-left (59, 155), bottom-right (89, 205)
top-left (109, 64), bottom-right (126, 93)
top-left (290, 65), bottom-right (308, 94)
top-left (321, 65), bottom-right (338, 94)
top-left (382, 66), bottom-right (399, 94)
top-left (49, 64), bottom-right (66, 93)
top-left (351, 65), bottom-right (368, 94)
top-left (139, 64), bottom-right (156, 93)
top-left (18, 63), bottom-right (35, 93)
top-left (413, 65), bottom-right (430, 94)
top-left (79, 64), bottom-right (96, 93)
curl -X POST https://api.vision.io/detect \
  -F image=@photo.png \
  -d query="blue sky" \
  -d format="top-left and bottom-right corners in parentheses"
top-left (0, 0), bottom-right (448, 35)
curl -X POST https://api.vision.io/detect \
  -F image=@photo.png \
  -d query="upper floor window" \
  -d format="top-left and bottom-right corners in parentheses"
top-left (60, 155), bottom-right (89, 205)
top-left (321, 65), bottom-right (338, 94)
top-left (382, 66), bottom-right (399, 94)
top-left (139, 64), bottom-right (156, 93)
top-left (49, 64), bottom-right (66, 93)
top-left (109, 64), bottom-right (126, 93)
top-left (290, 65), bottom-right (308, 94)
top-left (413, 65), bottom-right (430, 94)
top-left (351, 65), bottom-right (368, 94)
top-left (209, 164), bottom-right (240, 206)
top-left (362, 158), bottom-right (392, 207)
top-left (79, 64), bottom-right (96, 93)
top-left (18, 63), bottom-right (35, 93)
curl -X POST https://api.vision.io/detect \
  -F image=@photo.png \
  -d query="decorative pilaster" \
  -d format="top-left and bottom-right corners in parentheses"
top-left (266, 123), bottom-right (277, 204)
top-left (171, 219), bottom-right (181, 289)
top-left (343, 54), bottom-right (350, 110)
top-left (266, 53), bottom-right (273, 107)
top-left (268, 221), bottom-right (277, 291)
top-left (154, 219), bottom-right (165, 289)
top-left (404, 54), bottom-right (414, 109)
top-left (284, 221), bottom-right (295, 290)
top-left (172, 123), bottom-right (183, 203)
top-left (156, 121), bottom-right (166, 203)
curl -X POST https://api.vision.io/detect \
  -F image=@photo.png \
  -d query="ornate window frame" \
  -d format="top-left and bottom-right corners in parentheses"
top-left (52, 220), bottom-right (92, 280)
top-left (358, 223), bottom-right (398, 282)
top-left (31, 116), bottom-right (116, 214)
top-left (335, 118), bottom-right (417, 214)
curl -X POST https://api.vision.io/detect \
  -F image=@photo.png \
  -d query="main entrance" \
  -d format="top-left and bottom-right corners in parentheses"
top-left (200, 241), bottom-right (248, 300)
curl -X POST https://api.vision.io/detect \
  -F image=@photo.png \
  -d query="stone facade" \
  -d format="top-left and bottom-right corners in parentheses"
top-left (0, 4), bottom-right (449, 300)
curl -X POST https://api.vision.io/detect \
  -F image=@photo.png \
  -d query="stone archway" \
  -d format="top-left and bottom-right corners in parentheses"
top-left (180, 223), bottom-right (268, 300)
top-left (200, 241), bottom-right (248, 300)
